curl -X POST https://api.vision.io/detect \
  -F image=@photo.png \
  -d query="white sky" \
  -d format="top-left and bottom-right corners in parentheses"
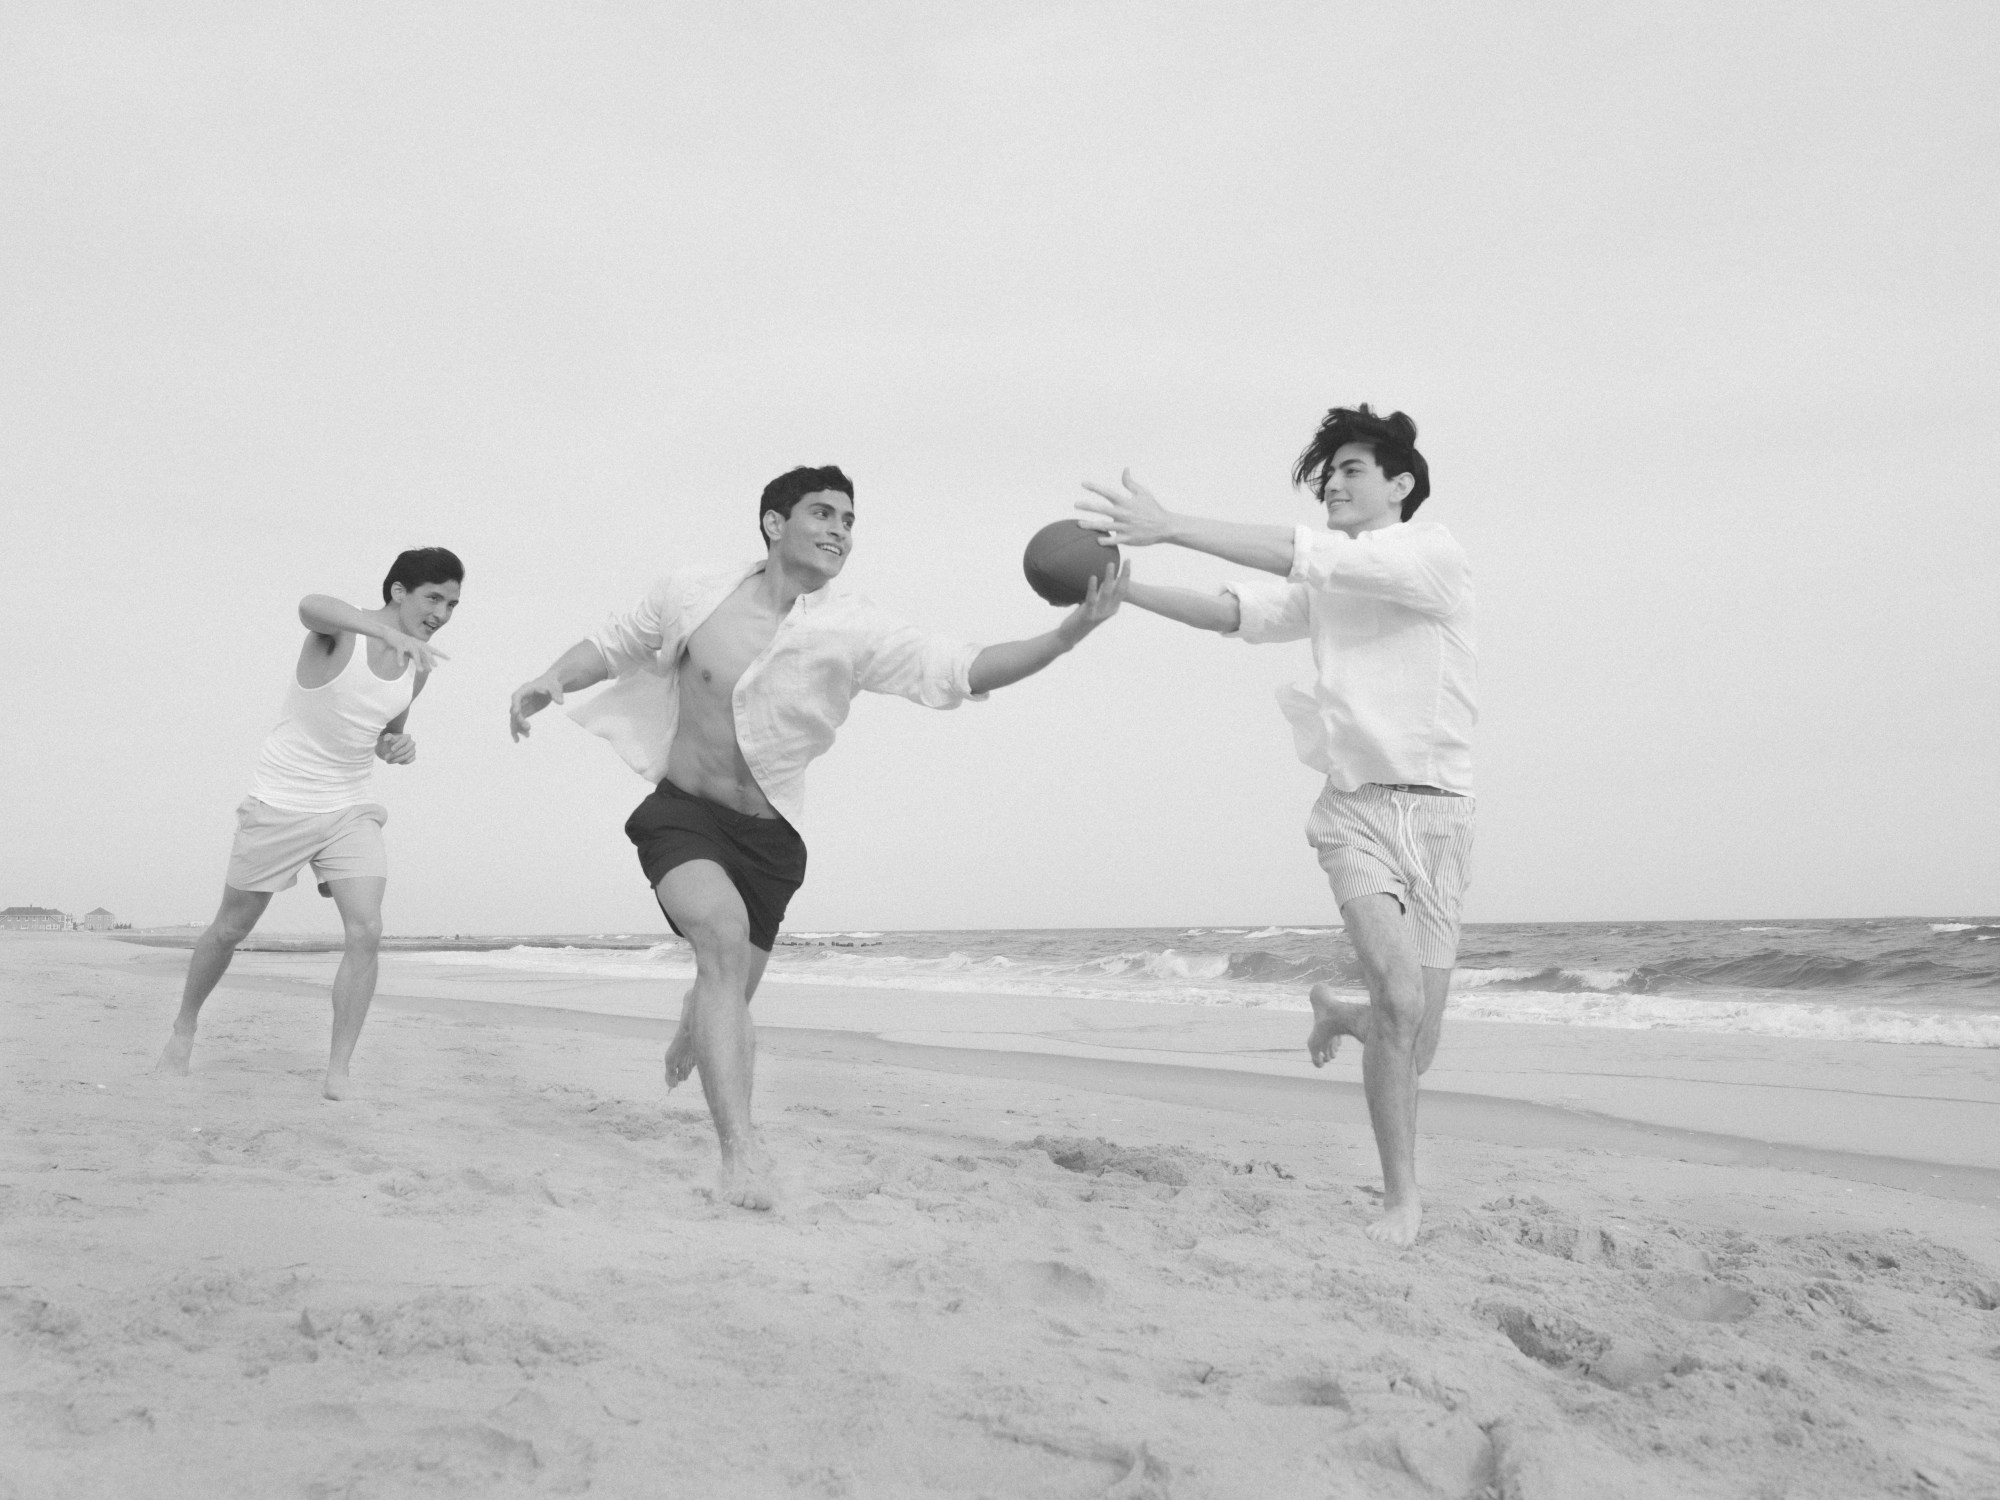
top-left (4, 3), bottom-right (1996, 934)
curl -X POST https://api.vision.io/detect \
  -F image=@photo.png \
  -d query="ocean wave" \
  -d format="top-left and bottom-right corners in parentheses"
top-left (1459, 966), bottom-right (1635, 994)
top-left (386, 945), bottom-right (2000, 1047)
top-left (1630, 948), bottom-right (1997, 993)
top-left (1451, 989), bottom-right (2000, 1048)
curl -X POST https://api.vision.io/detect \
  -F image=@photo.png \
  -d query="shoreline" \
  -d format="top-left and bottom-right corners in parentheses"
top-left (180, 943), bottom-right (2000, 1181)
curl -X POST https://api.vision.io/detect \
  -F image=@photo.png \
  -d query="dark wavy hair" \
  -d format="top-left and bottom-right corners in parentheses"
top-left (381, 547), bottom-right (464, 603)
top-left (760, 465), bottom-right (854, 547)
top-left (1292, 405), bottom-right (1430, 520)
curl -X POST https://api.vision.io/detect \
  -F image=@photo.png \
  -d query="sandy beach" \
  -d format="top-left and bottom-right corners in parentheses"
top-left (4, 931), bottom-right (1998, 1499)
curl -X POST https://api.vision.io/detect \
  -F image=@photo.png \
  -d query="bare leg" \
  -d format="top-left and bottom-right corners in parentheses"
top-left (664, 948), bottom-right (769, 1090)
top-left (321, 876), bottom-right (385, 1100)
top-left (154, 885), bottom-right (273, 1076)
top-left (654, 863), bottom-right (772, 1210)
top-left (1334, 894), bottom-right (1438, 1247)
top-left (1308, 967), bottom-right (1452, 1072)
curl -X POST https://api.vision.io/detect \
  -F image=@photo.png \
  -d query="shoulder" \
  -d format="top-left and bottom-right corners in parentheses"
top-left (631, 566), bottom-right (713, 608)
top-left (1386, 519), bottom-right (1465, 555)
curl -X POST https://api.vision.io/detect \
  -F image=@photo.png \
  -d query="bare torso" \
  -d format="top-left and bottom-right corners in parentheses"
top-left (665, 577), bottom-right (783, 818)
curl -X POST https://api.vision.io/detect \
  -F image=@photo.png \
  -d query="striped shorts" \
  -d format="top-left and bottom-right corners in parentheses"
top-left (1305, 783), bottom-right (1476, 968)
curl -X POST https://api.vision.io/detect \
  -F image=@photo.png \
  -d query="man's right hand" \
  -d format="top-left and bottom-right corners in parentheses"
top-left (381, 628), bottom-right (447, 674)
top-left (508, 674), bottom-right (567, 741)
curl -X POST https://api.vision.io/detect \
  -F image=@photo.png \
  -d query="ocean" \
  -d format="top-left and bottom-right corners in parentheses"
top-left (219, 916), bottom-right (2000, 1050)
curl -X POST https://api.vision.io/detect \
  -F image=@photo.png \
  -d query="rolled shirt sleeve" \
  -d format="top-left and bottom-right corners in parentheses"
top-left (1287, 522), bottom-right (1469, 617)
top-left (590, 582), bottom-right (671, 676)
top-left (855, 609), bottom-right (988, 707)
top-left (1222, 577), bottom-right (1311, 644)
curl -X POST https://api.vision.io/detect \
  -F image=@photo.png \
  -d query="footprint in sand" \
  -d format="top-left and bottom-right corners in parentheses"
top-left (1252, 1374), bottom-right (1350, 1409)
top-left (1030, 1134), bottom-right (1211, 1187)
top-left (996, 1260), bottom-right (1104, 1307)
top-left (1650, 1274), bottom-right (1756, 1323)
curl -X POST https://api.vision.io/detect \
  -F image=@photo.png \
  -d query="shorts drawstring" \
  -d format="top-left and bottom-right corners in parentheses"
top-left (1389, 791), bottom-right (1438, 905)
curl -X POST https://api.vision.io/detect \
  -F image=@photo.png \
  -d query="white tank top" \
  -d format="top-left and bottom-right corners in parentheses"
top-left (247, 636), bottom-right (416, 813)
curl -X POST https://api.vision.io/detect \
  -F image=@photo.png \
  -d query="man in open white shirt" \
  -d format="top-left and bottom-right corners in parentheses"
top-left (509, 466), bottom-right (1126, 1209)
top-left (1078, 406), bottom-right (1474, 1247)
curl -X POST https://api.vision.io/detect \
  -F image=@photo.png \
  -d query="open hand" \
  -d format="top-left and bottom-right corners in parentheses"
top-left (381, 629), bottom-right (448, 674)
top-left (509, 674), bottom-right (566, 741)
top-left (1077, 469), bottom-right (1176, 547)
top-left (1057, 560), bottom-right (1130, 647)
top-left (376, 732), bottom-right (417, 766)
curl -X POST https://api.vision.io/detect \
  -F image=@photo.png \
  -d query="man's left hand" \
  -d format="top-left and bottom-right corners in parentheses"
top-left (376, 732), bottom-right (417, 765)
top-left (1077, 470), bottom-right (1177, 547)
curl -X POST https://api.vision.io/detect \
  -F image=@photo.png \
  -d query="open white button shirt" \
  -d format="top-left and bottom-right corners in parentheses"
top-left (1222, 519), bottom-right (1477, 796)
top-left (566, 562), bottom-right (986, 828)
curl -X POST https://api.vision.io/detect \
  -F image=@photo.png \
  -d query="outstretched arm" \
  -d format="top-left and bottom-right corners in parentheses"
top-left (299, 595), bottom-right (447, 672)
top-left (966, 563), bottom-right (1128, 695)
top-left (509, 640), bottom-right (611, 741)
top-left (1123, 580), bottom-right (1241, 633)
top-left (1076, 471), bottom-right (1295, 576)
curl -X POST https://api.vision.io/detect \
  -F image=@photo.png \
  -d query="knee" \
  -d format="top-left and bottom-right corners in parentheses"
top-left (342, 913), bottom-right (383, 951)
top-left (206, 919), bottom-right (253, 951)
top-left (683, 915), bottom-right (753, 977)
top-left (1359, 959), bottom-right (1423, 1013)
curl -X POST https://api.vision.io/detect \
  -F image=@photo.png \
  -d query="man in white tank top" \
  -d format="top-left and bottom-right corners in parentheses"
top-left (154, 548), bottom-right (464, 1100)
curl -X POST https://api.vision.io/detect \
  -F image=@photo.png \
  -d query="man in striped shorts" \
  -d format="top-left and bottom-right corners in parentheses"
top-left (1078, 405), bottom-right (1475, 1247)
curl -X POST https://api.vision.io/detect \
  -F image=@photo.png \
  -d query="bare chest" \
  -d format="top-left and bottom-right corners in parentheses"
top-left (680, 593), bottom-right (781, 698)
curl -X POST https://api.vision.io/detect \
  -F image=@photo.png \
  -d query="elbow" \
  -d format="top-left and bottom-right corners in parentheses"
top-left (1411, 569), bottom-right (1469, 617)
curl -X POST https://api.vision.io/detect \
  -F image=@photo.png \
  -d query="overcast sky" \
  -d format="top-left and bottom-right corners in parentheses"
top-left (4, 2), bottom-right (1996, 935)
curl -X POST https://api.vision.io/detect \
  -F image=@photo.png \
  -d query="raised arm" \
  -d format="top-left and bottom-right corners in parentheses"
top-left (509, 640), bottom-right (611, 741)
top-left (965, 563), bottom-right (1128, 695)
top-left (1077, 471), bottom-right (1296, 576)
top-left (299, 594), bottom-right (446, 672)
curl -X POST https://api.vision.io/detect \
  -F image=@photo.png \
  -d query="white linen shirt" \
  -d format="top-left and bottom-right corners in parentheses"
top-left (1223, 520), bottom-right (1476, 795)
top-left (566, 562), bottom-right (986, 828)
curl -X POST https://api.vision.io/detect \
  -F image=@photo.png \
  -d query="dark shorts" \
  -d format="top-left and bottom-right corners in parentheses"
top-left (624, 779), bottom-right (808, 953)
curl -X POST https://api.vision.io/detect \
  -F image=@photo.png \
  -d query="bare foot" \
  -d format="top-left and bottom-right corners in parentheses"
top-left (322, 1069), bottom-right (353, 1101)
top-left (1306, 984), bottom-right (1370, 1067)
top-left (663, 1014), bottom-right (696, 1091)
top-left (715, 1145), bottom-right (775, 1211)
top-left (153, 1031), bottom-right (194, 1077)
top-left (1364, 1195), bottom-right (1423, 1248)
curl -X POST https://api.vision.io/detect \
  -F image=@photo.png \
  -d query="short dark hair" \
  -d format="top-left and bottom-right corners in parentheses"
top-left (381, 547), bottom-right (464, 604)
top-left (759, 466), bottom-right (853, 547)
top-left (1292, 405), bottom-right (1431, 520)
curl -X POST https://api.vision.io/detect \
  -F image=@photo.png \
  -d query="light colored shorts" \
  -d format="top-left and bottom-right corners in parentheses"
top-left (225, 798), bottom-right (388, 893)
top-left (1305, 782), bottom-right (1475, 968)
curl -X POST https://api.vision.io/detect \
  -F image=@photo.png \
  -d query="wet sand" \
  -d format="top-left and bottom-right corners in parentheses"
top-left (4, 932), bottom-right (1998, 1497)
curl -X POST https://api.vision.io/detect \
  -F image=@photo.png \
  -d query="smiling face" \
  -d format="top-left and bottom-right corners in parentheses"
top-left (764, 489), bottom-right (854, 581)
top-left (387, 579), bottom-right (461, 639)
top-left (1316, 442), bottom-right (1412, 536)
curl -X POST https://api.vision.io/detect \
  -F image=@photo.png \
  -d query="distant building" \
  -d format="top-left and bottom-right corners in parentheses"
top-left (82, 907), bottom-right (118, 931)
top-left (1, 905), bottom-right (69, 931)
